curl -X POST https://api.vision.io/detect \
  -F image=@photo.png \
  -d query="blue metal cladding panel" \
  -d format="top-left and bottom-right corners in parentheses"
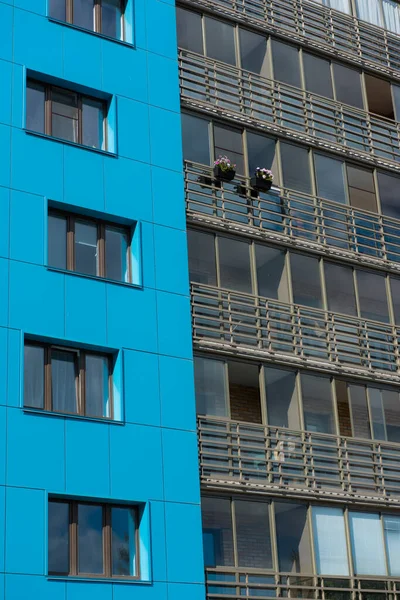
top-left (0, 0), bottom-right (205, 596)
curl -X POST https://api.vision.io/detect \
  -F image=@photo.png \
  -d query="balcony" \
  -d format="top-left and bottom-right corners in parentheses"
top-left (205, 570), bottom-right (400, 599)
top-left (198, 415), bottom-right (400, 506)
top-left (191, 282), bottom-right (400, 382)
top-left (180, 0), bottom-right (400, 81)
top-left (185, 162), bottom-right (400, 275)
top-left (180, 50), bottom-right (400, 173)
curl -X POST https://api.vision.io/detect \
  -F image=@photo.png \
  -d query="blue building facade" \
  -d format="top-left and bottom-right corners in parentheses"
top-left (0, 0), bottom-right (205, 598)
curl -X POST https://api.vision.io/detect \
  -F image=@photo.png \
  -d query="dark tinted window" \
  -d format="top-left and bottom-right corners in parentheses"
top-left (349, 384), bottom-right (371, 439)
top-left (356, 270), bottom-right (389, 323)
top-left (78, 504), bottom-right (103, 574)
top-left (75, 220), bottom-right (98, 276)
top-left (303, 53), bottom-right (333, 98)
top-left (301, 373), bottom-right (335, 434)
top-left (271, 40), bottom-right (301, 87)
top-left (275, 503), bottom-right (312, 573)
top-left (333, 63), bottom-right (364, 108)
top-left (290, 253), bottom-right (322, 308)
top-left (24, 344), bottom-right (44, 409)
top-left (201, 497), bottom-right (234, 567)
top-left (247, 132), bottom-right (276, 178)
top-left (48, 502), bottom-right (70, 575)
top-left (194, 356), bottom-right (228, 417)
top-left (205, 17), bottom-right (236, 65)
top-left (378, 171), bottom-right (400, 219)
top-left (265, 366), bottom-right (300, 429)
top-left (239, 29), bottom-right (269, 76)
top-left (176, 7), bottom-right (203, 54)
top-left (181, 113), bottom-right (210, 164)
top-left (51, 88), bottom-right (79, 144)
top-left (214, 125), bottom-right (244, 173)
top-left (105, 227), bottom-right (129, 282)
top-left (235, 500), bottom-right (272, 569)
top-left (49, 0), bottom-right (66, 20)
top-left (281, 144), bottom-right (311, 194)
top-left (82, 98), bottom-right (104, 149)
top-left (314, 154), bottom-right (347, 204)
top-left (324, 262), bottom-right (357, 316)
top-left (347, 165), bottom-right (377, 212)
top-left (51, 350), bottom-right (79, 414)
top-left (218, 236), bottom-right (252, 293)
top-left (26, 81), bottom-right (45, 133)
top-left (255, 245), bottom-right (288, 301)
top-left (101, 0), bottom-right (123, 40)
top-left (365, 74), bottom-right (394, 119)
top-left (111, 507), bottom-right (137, 576)
top-left (187, 229), bottom-right (217, 285)
top-left (48, 214), bottom-right (67, 270)
top-left (390, 277), bottom-right (400, 324)
top-left (73, 0), bottom-right (95, 30)
top-left (85, 355), bottom-right (110, 418)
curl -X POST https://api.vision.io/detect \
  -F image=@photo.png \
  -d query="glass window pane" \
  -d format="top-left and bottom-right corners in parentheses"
top-left (247, 133), bottom-right (277, 180)
top-left (365, 74), bottom-right (394, 119)
top-left (228, 361), bottom-right (261, 424)
top-left (301, 373), bottom-right (335, 434)
top-left (382, 389), bottom-right (400, 443)
top-left (392, 84), bottom-right (400, 121)
top-left (176, 8), bottom-right (203, 53)
top-left (384, 515), bottom-right (400, 576)
top-left (205, 17), bottom-right (236, 65)
top-left (336, 380), bottom-right (353, 437)
top-left (48, 214), bottom-right (67, 270)
top-left (265, 367), bottom-right (300, 429)
top-left (347, 165), bottom-right (377, 212)
top-left (52, 89), bottom-right (79, 143)
top-left (187, 230), bottom-right (217, 285)
top-left (356, 270), bottom-right (389, 323)
top-left (324, 262), bottom-right (357, 316)
top-left (391, 278), bottom-right (400, 324)
top-left (73, 0), bottom-right (95, 29)
top-left (112, 507), bottom-right (136, 576)
top-left (355, 0), bottom-right (384, 26)
top-left (101, 0), bottom-right (122, 39)
top-left (255, 245), bottom-right (288, 301)
top-left (85, 354), bottom-right (110, 418)
top-left (78, 504), bottom-right (104, 574)
top-left (271, 40), bottom-right (301, 87)
top-left (280, 144), bottom-right (312, 194)
top-left (75, 220), bottom-right (98, 276)
top-left (105, 226), bottom-right (129, 282)
top-left (349, 384), bottom-right (371, 439)
top-left (181, 113), bottom-right (210, 164)
top-left (239, 29), bottom-right (269, 76)
top-left (235, 500), bottom-right (272, 569)
top-left (290, 253), bottom-right (322, 309)
top-left (82, 98), bottom-right (104, 149)
top-left (314, 154), bottom-right (347, 204)
top-left (218, 236), bottom-right (252, 293)
top-left (333, 63), bottom-right (364, 109)
top-left (303, 53), bottom-right (333, 98)
top-left (378, 171), bottom-right (400, 219)
top-left (349, 512), bottom-right (386, 575)
top-left (214, 125), bottom-right (244, 174)
top-left (26, 82), bottom-right (45, 133)
top-left (51, 350), bottom-right (78, 414)
top-left (194, 357), bottom-right (228, 417)
top-left (383, 0), bottom-right (400, 34)
top-left (369, 387), bottom-right (386, 440)
top-left (49, 0), bottom-right (66, 20)
top-left (275, 502), bottom-right (313, 573)
top-left (48, 501), bottom-right (69, 574)
top-left (312, 507), bottom-right (349, 575)
top-left (201, 497), bottom-right (234, 567)
top-left (24, 344), bottom-right (44, 409)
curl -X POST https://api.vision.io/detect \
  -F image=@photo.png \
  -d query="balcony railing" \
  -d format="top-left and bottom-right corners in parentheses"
top-left (206, 569), bottom-right (400, 599)
top-left (180, 49), bottom-right (400, 172)
top-left (198, 415), bottom-right (400, 506)
top-left (191, 282), bottom-right (400, 381)
top-left (181, 0), bottom-right (400, 81)
top-left (185, 162), bottom-right (400, 275)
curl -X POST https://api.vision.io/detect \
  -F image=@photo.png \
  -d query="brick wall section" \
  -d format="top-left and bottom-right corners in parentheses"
top-left (229, 383), bottom-right (262, 424)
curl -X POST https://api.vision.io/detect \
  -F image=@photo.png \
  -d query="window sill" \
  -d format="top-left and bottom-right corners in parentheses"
top-left (48, 576), bottom-right (151, 585)
top-left (23, 406), bottom-right (125, 426)
top-left (25, 129), bottom-right (117, 158)
top-left (47, 265), bottom-right (142, 289)
top-left (48, 16), bottom-right (134, 48)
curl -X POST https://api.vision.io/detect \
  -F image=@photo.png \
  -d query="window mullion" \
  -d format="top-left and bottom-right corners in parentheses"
top-left (78, 95), bottom-right (83, 145)
top-left (99, 224), bottom-right (105, 278)
top-left (66, 0), bottom-right (73, 23)
top-left (45, 86), bottom-right (52, 136)
top-left (96, 0), bottom-right (102, 34)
